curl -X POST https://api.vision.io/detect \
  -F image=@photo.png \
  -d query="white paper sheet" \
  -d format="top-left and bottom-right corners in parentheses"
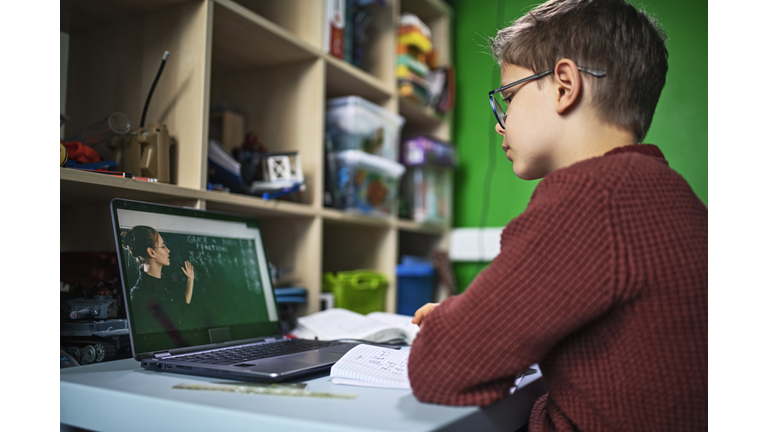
top-left (330, 344), bottom-right (411, 390)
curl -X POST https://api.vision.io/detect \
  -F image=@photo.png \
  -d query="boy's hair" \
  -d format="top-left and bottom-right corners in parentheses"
top-left (490, 0), bottom-right (668, 142)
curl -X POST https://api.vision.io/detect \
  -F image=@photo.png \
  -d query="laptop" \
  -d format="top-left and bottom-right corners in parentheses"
top-left (110, 198), bottom-right (358, 382)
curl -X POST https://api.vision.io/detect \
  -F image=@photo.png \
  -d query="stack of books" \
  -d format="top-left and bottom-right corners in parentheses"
top-left (324, 0), bottom-right (386, 67)
top-left (397, 13), bottom-right (434, 106)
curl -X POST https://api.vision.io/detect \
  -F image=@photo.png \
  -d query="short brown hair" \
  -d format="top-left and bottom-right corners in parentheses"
top-left (490, 0), bottom-right (668, 142)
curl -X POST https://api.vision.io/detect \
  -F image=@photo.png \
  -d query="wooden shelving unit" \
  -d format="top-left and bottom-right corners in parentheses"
top-left (60, 0), bottom-right (453, 317)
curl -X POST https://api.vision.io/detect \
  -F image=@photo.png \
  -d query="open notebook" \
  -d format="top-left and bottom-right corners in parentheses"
top-left (330, 345), bottom-right (532, 393)
top-left (330, 344), bottom-right (411, 389)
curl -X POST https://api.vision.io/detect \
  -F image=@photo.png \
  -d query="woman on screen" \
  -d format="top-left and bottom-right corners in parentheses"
top-left (121, 225), bottom-right (196, 323)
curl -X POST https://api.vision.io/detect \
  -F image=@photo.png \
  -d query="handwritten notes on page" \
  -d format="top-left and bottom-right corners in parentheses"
top-left (330, 344), bottom-right (411, 390)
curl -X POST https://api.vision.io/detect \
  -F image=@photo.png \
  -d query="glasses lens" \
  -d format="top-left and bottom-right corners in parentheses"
top-left (492, 94), bottom-right (506, 127)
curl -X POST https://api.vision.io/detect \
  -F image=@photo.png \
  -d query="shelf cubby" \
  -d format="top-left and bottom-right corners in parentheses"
top-left (63, 0), bottom-right (210, 189)
top-left (322, 219), bottom-right (398, 311)
top-left (230, 0), bottom-right (324, 50)
top-left (209, 60), bottom-right (325, 206)
top-left (325, 55), bottom-right (394, 104)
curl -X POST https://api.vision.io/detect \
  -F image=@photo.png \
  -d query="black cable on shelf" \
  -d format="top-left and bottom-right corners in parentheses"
top-left (140, 51), bottom-right (170, 128)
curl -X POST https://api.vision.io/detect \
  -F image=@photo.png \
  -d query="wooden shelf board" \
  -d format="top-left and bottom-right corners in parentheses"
top-left (325, 55), bottom-right (393, 103)
top-left (400, 0), bottom-right (453, 20)
top-left (396, 218), bottom-right (448, 234)
top-left (60, 168), bottom-right (318, 219)
top-left (60, 168), bottom-right (204, 205)
top-left (212, 0), bottom-right (319, 72)
top-left (202, 190), bottom-right (318, 219)
top-left (398, 96), bottom-right (445, 129)
top-left (61, 0), bottom-right (189, 33)
top-left (320, 208), bottom-right (393, 229)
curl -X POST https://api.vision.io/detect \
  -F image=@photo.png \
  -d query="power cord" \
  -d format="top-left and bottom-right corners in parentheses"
top-left (330, 338), bottom-right (409, 348)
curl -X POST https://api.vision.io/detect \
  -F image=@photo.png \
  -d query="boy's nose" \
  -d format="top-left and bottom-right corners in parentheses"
top-left (495, 122), bottom-right (505, 135)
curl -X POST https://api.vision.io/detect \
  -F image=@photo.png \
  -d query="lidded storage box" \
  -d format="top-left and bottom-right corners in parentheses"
top-left (399, 136), bottom-right (457, 223)
top-left (325, 96), bottom-right (405, 161)
top-left (328, 150), bottom-right (405, 218)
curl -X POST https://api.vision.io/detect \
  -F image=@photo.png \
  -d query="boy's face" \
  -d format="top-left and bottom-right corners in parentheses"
top-left (495, 63), bottom-right (560, 180)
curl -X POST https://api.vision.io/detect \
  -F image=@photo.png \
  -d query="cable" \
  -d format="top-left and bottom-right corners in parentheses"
top-left (140, 51), bottom-right (170, 128)
top-left (330, 338), bottom-right (410, 348)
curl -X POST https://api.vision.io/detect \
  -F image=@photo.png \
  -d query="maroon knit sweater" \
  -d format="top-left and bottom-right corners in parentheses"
top-left (408, 145), bottom-right (707, 432)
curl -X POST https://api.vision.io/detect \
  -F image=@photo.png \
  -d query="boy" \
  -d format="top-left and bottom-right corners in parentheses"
top-left (407, 1), bottom-right (707, 431)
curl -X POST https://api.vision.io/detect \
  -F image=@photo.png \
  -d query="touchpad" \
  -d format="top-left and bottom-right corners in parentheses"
top-left (236, 351), bottom-right (345, 373)
top-left (282, 350), bottom-right (345, 364)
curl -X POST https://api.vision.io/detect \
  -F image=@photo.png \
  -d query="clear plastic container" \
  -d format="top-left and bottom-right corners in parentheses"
top-left (399, 136), bottom-right (456, 223)
top-left (64, 112), bottom-right (131, 147)
top-left (325, 96), bottom-right (405, 161)
top-left (400, 165), bottom-right (453, 223)
top-left (328, 150), bottom-right (405, 218)
top-left (400, 135), bottom-right (458, 167)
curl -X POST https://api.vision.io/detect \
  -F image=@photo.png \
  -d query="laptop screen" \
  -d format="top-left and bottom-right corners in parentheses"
top-left (111, 199), bottom-right (281, 356)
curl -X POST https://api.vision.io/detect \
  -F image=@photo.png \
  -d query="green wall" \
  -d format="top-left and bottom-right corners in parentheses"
top-left (446, 0), bottom-right (708, 291)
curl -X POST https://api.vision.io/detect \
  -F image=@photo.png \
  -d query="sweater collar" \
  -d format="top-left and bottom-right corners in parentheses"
top-left (138, 268), bottom-right (164, 287)
top-left (603, 144), bottom-right (667, 164)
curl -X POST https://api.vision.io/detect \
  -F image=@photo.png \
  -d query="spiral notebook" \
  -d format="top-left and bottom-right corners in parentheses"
top-left (330, 344), bottom-right (411, 389)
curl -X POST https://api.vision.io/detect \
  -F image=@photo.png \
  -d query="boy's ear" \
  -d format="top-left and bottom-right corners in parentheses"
top-left (552, 59), bottom-right (581, 115)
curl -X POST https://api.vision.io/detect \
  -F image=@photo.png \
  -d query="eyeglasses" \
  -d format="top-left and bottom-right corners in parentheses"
top-left (489, 66), bottom-right (607, 129)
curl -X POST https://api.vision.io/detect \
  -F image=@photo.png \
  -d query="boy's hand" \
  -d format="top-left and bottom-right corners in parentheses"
top-left (412, 303), bottom-right (440, 328)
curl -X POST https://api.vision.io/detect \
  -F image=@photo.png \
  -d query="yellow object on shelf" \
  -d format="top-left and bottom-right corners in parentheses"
top-left (60, 143), bottom-right (68, 166)
top-left (396, 64), bottom-right (409, 78)
top-left (398, 32), bottom-right (432, 54)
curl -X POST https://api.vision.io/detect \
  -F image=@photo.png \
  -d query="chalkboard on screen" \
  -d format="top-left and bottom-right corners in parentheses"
top-left (119, 229), bottom-right (271, 335)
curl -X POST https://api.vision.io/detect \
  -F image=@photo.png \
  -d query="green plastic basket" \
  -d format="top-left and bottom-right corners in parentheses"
top-left (323, 270), bottom-right (388, 315)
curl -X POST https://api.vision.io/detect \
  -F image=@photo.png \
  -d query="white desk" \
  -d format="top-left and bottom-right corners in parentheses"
top-left (61, 357), bottom-right (546, 432)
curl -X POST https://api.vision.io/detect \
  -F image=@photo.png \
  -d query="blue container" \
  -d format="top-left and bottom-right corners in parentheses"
top-left (396, 257), bottom-right (436, 316)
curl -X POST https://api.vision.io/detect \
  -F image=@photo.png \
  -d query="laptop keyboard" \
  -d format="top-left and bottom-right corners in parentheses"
top-left (173, 339), bottom-right (341, 365)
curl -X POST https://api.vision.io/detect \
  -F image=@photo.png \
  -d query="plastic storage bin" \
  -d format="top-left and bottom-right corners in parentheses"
top-left (399, 136), bottom-right (457, 223)
top-left (401, 136), bottom-right (458, 167)
top-left (325, 96), bottom-right (405, 161)
top-left (328, 150), bottom-right (405, 218)
top-left (323, 270), bottom-right (388, 315)
top-left (400, 166), bottom-right (453, 223)
top-left (396, 256), bottom-right (436, 316)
